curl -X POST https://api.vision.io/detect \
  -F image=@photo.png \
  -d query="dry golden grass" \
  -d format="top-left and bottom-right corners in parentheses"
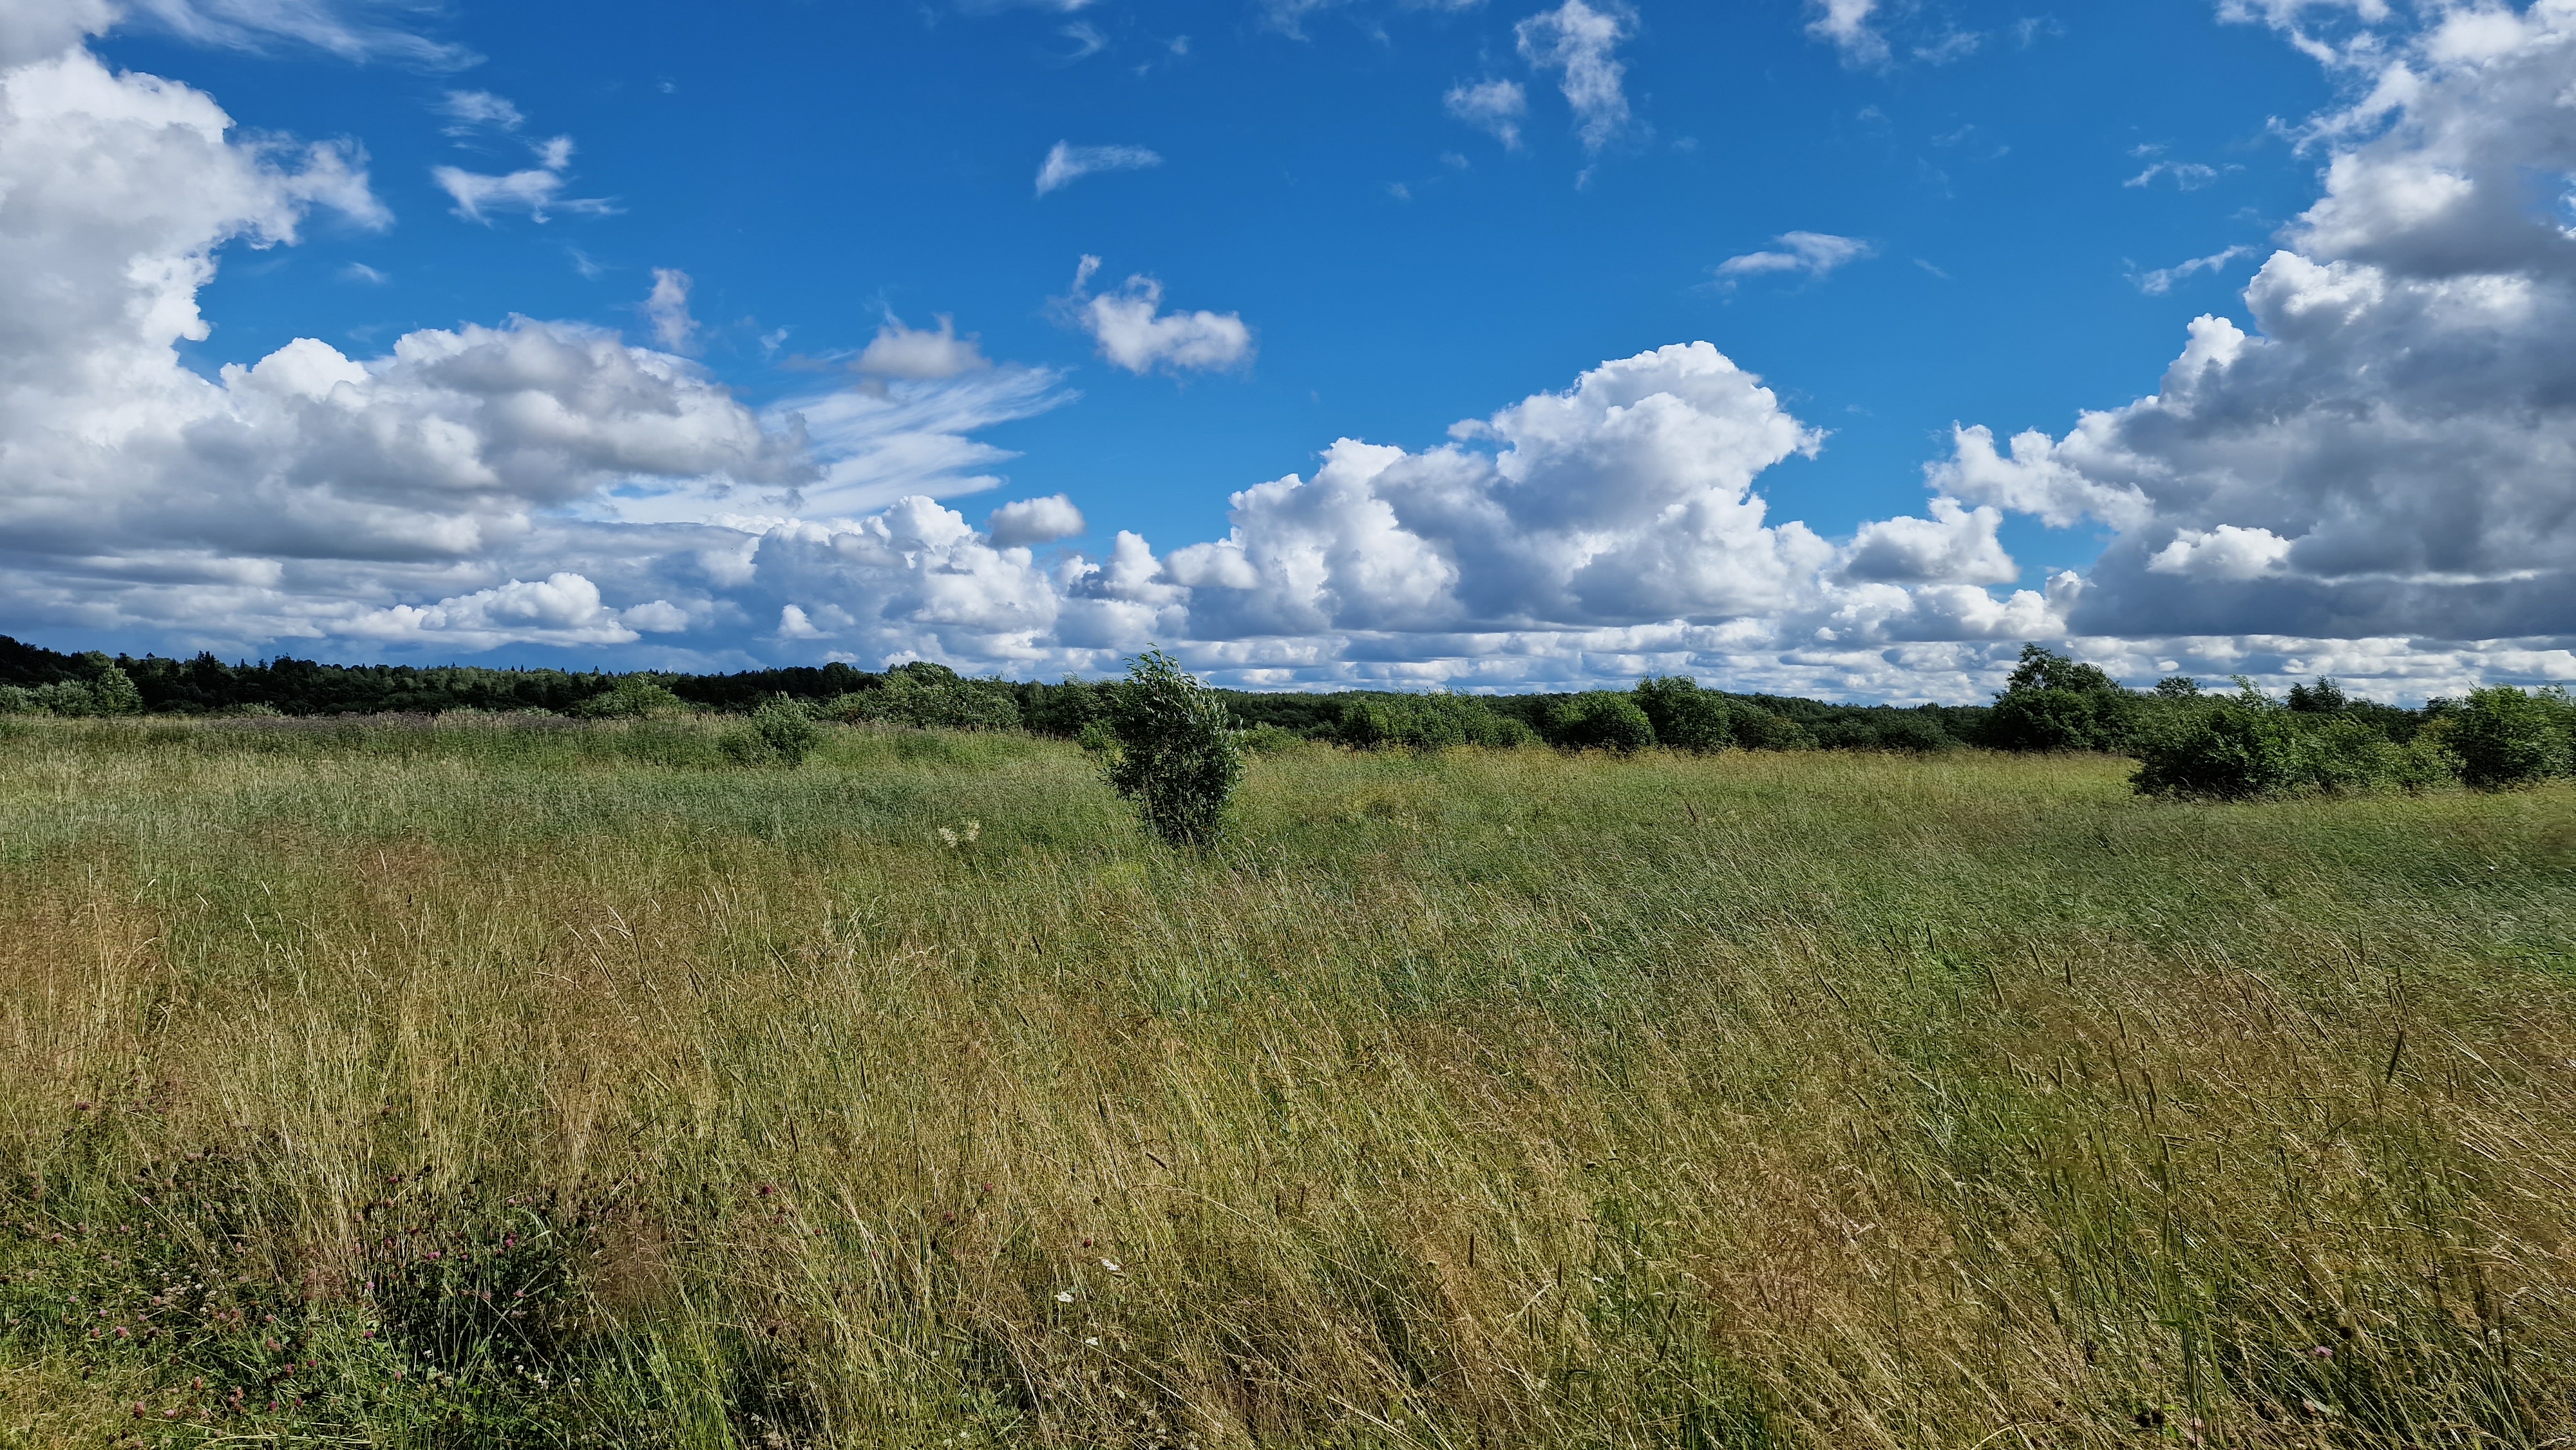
top-left (1, 716), bottom-right (2571, 1447)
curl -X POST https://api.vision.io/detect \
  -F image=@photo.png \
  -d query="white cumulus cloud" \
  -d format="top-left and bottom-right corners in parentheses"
top-left (856, 315), bottom-right (990, 380)
top-left (1063, 258), bottom-right (1254, 375)
top-left (987, 494), bottom-right (1087, 547)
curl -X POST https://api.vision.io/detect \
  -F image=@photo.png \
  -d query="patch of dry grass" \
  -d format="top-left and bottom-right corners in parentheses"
top-left (1, 717), bottom-right (2571, 1447)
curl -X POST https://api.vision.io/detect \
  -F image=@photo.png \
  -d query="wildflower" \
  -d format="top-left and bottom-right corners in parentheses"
top-left (1085, 1336), bottom-right (1101, 1346)
top-left (1101, 1259), bottom-right (1123, 1274)
top-left (1056, 1290), bottom-right (1075, 1303)
top-left (2311, 1346), bottom-right (2334, 1359)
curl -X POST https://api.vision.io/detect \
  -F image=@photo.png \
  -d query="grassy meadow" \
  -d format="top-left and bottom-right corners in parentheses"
top-left (1, 714), bottom-right (2572, 1448)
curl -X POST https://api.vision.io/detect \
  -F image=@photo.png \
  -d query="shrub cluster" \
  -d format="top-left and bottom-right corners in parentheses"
top-left (822, 662), bottom-right (1023, 732)
top-left (2130, 680), bottom-right (2571, 799)
top-left (1329, 693), bottom-right (1537, 750)
top-left (717, 697), bottom-right (824, 767)
top-left (0, 652), bottom-right (144, 717)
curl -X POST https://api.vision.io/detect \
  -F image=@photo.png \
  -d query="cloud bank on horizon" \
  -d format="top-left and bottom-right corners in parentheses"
top-left (1, 0), bottom-right (2573, 701)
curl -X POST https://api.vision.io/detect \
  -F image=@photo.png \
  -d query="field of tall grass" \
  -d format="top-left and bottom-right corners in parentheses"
top-left (1, 713), bottom-right (2571, 1448)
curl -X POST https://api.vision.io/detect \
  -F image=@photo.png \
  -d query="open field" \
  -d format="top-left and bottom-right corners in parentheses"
top-left (2, 716), bottom-right (2572, 1448)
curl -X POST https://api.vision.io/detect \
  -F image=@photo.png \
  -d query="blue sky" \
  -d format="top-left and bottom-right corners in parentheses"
top-left (122, 0), bottom-right (2328, 559)
top-left (6, 0), bottom-right (2575, 699)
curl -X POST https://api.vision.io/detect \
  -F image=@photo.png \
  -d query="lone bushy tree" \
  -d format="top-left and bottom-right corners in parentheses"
top-left (1106, 649), bottom-right (1243, 847)
top-left (1980, 644), bottom-right (2140, 753)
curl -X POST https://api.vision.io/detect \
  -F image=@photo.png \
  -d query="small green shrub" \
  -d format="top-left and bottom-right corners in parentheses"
top-left (575, 675), bottom-right (690, 719)
top-left (2447, 686), bottom-right (2571, 790)
top-left (0, 684), bottom-right (35, 715)
top-left (1104, 649), bottom-right (1244, 847)
top-left (1237, 724), bottom-right (1307, 755)
top-left (720, 697), bottom-right (822, 767)
top-left (1633, 677), bottom-right (1734, 753)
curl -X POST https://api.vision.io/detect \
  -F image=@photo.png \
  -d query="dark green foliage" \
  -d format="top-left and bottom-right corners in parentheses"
top-left (1541, 692), bottom-right (1656, 753)
top-left (1236, 723), bottom-right (1307, 754)
top-left (1978, 645), bottom-right (2140, 753)
top-left (828, 663), bottom-right (1023, 732)
top-left (1633, 677), bottom-right (1735, 753)
top-left (2154, 675), bottom-right (2202, 699)
top-left (573, 675), bottom-right (689, 719)
top-left (1730, 710), bottom-right (1815, 751)
top-left (2132, 696), bottom-right (2306, 799)
top-left (1017, 678), bottom-right (1110, 737)
top-left (1329, 693), bottom-right (1534, 751)
top-left (2286, 676), bottom-right (2348, 713)
top-left (2445, 686), bottom-right (2572, 790)
top-left (2003, 644), bottom-right (2121, 695)
top-left (1104, 650), bottom-right (1244, 847)
top-left (719, 697), bottom-right (822, 767)
top-left (2134, 684), bottom-right (2459, 800)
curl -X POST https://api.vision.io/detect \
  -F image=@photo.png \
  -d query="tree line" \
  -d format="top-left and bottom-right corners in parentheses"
top-left (5, 634), bottom-right (2568, 797)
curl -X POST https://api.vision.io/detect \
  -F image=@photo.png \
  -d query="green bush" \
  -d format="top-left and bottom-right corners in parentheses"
top-left (1331, 693), bottom-right (1532, 751)
top-left (720, 697), bottom-right (822, 767)
top-left (574, 675), bottom-right (690, 719)
top-left (1540, 692), bottom-right (1656, 753)
top-left (1633, 677), bottom-right (1735, 753)
top-left (2447, 686), bottom-right (2571, 790)
top-left (1104, 649), bottom-right (1244, 847)
top-left (828, 664), bottom-right (1023, 733)
top-left (1732, 710), bottom-right (1814, 751)
top-left (0, 684), bottom-right (35, 715)
top-left (1236, 724), bottom-right (1307, 755)
top-left (2134, 685), bottom-right (2460, 800)
top-left (2131, 697), bottom-right (2305, 800)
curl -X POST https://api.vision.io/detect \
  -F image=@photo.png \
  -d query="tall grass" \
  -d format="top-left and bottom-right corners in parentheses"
top-left (2, 715), bottom-right (2571, 1447)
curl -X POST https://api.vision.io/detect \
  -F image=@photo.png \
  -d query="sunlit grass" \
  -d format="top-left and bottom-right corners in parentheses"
top-left (2, 715), bottom-right (2571, 1447)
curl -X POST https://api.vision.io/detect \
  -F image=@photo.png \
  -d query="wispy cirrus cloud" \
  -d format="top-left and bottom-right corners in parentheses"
top-left (1713, 231), bottom-right (1876, 288)
top-left (2129, 245), bottom-right (2258, 295)
top-left (432, 135), bottom-right (617, 223)
top-left (1444, 78), bottom-right (1528, 150)
top-left (1033, 142), bottom-right (1162, 196)
top-left (1515, 0), bottom-right (1634, 155)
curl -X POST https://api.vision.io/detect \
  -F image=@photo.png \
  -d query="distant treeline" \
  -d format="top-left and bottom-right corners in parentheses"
top-left (6, 635), bottom-right (2570, 795)
top-left (0, 634), bottom-right (1989, 752)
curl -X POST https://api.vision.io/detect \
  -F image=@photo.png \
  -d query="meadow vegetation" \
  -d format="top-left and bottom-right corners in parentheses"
top-left (1, 709), bottom-right (2571, 1448)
